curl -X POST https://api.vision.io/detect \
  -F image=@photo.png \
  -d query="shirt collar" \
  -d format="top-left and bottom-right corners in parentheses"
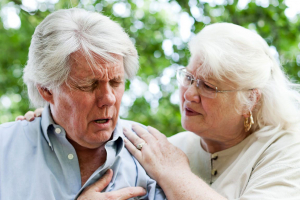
top-left (108, 118), bottom-right (125, 156)
top-left (40, 105), bottom-right (56, 150)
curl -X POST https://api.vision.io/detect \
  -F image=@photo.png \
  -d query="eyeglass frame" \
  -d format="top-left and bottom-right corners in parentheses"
top-left (176, 67), bottom-right (254, 99)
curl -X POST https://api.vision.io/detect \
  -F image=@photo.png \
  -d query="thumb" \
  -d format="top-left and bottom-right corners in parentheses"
top-left (90, 169), bottom-right (113, 192)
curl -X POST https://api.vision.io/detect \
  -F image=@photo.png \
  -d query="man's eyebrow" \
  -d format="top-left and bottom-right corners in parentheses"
top-left (69, 76), bottom-right (96, 85)
top-left (111, 76), bottom-right (124, 81)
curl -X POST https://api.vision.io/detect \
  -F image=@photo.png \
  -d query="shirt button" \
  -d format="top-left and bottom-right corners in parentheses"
top-left (211, 169), bottom-right (218, 176)
top-left (68, 154), bottom-right (74, 160)
top-left (211, 153), bottom-right (218, 160)
top-left (55, 128), bottom-right (61, 134)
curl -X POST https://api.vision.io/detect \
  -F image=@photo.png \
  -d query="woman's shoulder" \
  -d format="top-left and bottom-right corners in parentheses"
top-left (168, 131), bottom-right (199, 143)
top-left (257, 128), bottom-right (300, 159)
top-left (249, 128), bottom-right (300, 176)
top-left (168, 131), bottom-right (201, 152)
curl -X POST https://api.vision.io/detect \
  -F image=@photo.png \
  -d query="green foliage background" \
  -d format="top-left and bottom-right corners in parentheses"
top-left (0, 0), bottom-right (299, 136)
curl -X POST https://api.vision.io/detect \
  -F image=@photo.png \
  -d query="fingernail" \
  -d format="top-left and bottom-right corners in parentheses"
top-left (29, 117), bottom-right (35, 121)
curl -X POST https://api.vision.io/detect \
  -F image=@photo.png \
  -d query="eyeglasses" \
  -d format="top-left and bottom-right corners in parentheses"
top-left (176, 68), bottom-right (253, 99)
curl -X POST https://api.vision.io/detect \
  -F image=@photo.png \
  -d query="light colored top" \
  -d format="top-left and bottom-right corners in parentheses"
top-left (169, 127), bottom-right (300, 199)
top-left (0, 106), bottom-right (165, 200)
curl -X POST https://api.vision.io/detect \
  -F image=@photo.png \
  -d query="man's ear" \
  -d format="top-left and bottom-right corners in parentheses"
top-left (37, 85), bottom-right (54, 104)
top-left (242, 89), bottom-right (261, 118)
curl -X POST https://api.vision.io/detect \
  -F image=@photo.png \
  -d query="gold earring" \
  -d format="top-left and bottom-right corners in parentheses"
top-left (244, 111), bottom-right (254, 132)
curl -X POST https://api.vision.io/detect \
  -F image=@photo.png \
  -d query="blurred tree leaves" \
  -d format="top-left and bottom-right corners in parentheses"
top-left (0, 0), bottom-right (299, 137)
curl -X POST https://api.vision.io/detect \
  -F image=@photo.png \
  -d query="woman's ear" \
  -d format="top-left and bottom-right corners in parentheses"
top-left (242, 89), bottom-right (261, 118)
top-left (37, 85), bottom-right (54, 104)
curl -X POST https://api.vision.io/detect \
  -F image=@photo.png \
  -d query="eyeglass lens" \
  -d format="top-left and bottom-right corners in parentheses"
top-left (177, 69), bottom-right (217, 98)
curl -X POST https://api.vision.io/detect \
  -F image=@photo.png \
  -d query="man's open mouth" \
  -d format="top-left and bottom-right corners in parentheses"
top-left (95, 119), bottom-right (109, 124)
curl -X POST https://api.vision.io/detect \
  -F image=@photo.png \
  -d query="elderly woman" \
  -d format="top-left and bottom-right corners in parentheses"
top-left (123, 23), bottom-right (300, 199)
top-left (20, 23), bottom-right (300, 199)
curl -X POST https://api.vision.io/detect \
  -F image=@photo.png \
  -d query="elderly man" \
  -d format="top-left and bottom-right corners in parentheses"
top-left (0, 8), bottom-right (165, 200)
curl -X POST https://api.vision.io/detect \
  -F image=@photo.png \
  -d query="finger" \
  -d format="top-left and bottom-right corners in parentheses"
top-left (147, 126), bottom-right (167, 140)
top-left (34, 107), bottom-right (43, 117)
top-left (108, 186), bottom-right (146, 200)
top-left (15, 116), bottom-right (26, 121)
top-left (90, 169), bottom-right (113, 192)
top-left (24, 111), bottom-right (35, 121)
top-left (123, 127), bottom-right (146, 147)
top-left (124, 138), bottom-right (143, 161)
top-left (132, 124), bottom-right (157, 143)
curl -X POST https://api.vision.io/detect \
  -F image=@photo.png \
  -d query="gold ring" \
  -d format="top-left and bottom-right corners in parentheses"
top-left (136, 142), bottom-right (146, 150)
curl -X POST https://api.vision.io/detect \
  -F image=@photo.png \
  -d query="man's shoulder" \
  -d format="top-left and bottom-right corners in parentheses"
top-left (0, 120), bottom-right (27, 134)
top-left (118, 119), bottom-right (146, 129)
top-left (0, 118), bottom-right (41, 131)
top-left (0, 119), bottom-right (42, 144)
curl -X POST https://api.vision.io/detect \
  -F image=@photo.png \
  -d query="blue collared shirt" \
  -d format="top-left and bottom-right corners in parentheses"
top-left (0, 106), bottom-right (165, 200)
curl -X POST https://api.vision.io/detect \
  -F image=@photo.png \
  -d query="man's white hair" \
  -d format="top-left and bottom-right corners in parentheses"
top-left (23, 8), bottom-right (138, 107)
top-left (189, 22), bottom-right (300, 132)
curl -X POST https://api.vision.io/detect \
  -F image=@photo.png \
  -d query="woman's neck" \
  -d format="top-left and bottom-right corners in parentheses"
top-left (200, 130), bottom-right (252, 153)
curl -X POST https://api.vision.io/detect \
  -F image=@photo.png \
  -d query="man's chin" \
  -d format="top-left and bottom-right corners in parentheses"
top-left (87, 131), bottom-right (114, 147)
top-left (66, 134), bottom-right (111, 150)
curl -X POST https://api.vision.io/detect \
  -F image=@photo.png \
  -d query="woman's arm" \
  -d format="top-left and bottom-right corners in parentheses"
top-left (124, 124), bottom-right (227, 200)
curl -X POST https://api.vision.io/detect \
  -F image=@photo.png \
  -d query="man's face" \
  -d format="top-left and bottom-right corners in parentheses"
top-left (49, 52), bottom-right (125, 149)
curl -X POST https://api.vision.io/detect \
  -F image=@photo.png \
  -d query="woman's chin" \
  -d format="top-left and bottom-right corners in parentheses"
top-left (182, 122), bottom-right (200, 133)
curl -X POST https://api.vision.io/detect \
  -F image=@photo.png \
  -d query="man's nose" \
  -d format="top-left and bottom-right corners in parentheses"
top-left (95, 83), bottom-right (116, 107)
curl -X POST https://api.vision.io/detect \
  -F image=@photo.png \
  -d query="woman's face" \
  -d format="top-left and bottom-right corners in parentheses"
top-left (179, 57), bottom-right (246, 149)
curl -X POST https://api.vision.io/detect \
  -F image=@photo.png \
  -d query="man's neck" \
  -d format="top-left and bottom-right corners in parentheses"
top-left (72, 142), bottom-right (108, 187)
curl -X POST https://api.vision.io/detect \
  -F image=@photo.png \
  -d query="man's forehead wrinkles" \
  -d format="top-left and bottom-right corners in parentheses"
top-left (73, 62), bottom-right (121, 74)
top-left (94, 66), bottom-right (123, 79)
top-left (70, 52), bottom-right (124, 82)
top-left (70, 68), bottom-right (124, 83)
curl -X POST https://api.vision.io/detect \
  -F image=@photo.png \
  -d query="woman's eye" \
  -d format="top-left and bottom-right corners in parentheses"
top-left (203, 83), bottom-right (215, 91)
top-left (185, 75), bottom-right (193, 82)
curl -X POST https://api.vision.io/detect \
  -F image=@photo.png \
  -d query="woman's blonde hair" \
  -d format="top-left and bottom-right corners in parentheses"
top-left (189, 23), bottom-right (300, 132)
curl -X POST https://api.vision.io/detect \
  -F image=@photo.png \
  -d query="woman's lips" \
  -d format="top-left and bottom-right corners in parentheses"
top-left (185, 107), bottom-right (200, 116)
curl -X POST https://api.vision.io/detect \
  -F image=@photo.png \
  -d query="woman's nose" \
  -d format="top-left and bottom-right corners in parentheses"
top-left (183, 84), bottom-right (201, 103)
